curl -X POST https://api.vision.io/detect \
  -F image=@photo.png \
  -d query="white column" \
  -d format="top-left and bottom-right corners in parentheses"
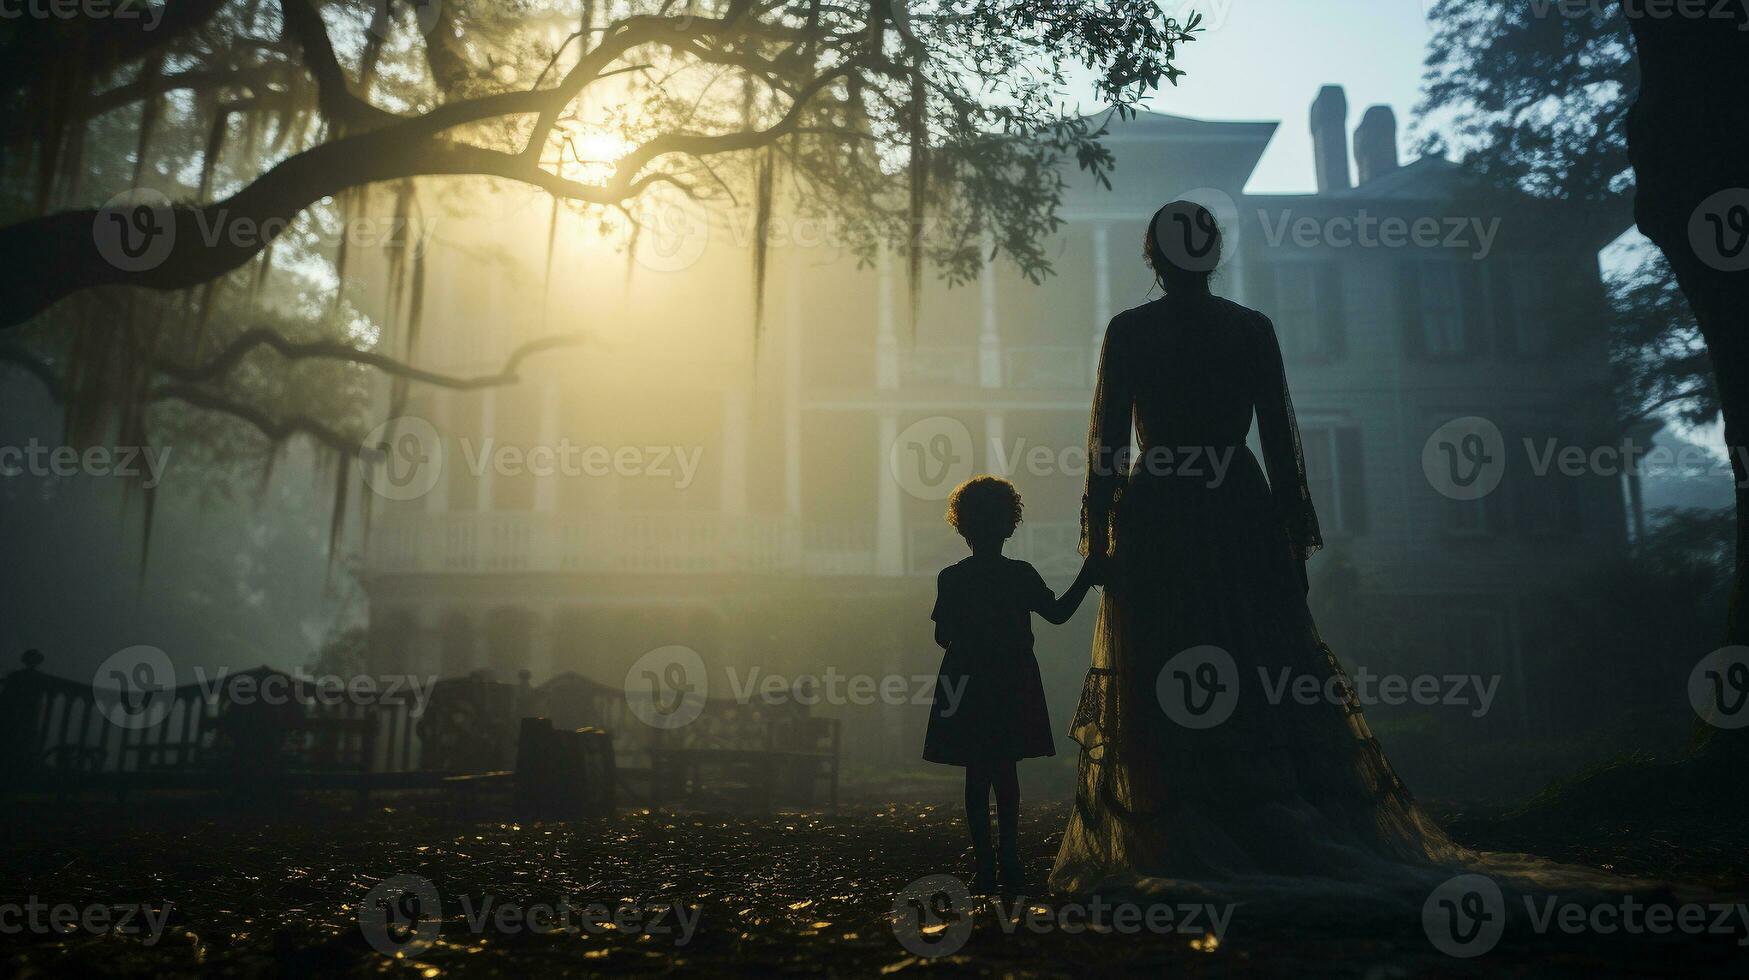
top-left (527, 604), bottom-right (555, 683)
top-left (1092, 222), bottom-right (1111, 386)
top-left (427, 390), bottom-right (450, 515)
top-left (784, 265), bottom-right (803, 517)
top-left (1227, 200), bottom-right (1248, 305)
top-left (477, 390), bottom-right (496, 513)
top-left (876, 411), bottom-right (904, 576)
top-left (979, 237), bottom-right (1002, 388)
top-left (876, 243), bottom-right (899, 390)
top-left (985, 410), bottom-right (1007, 476)
top-left (534, 379), bottom-right (560, 514)
top-left (720, 385), bottom-right (750, 516)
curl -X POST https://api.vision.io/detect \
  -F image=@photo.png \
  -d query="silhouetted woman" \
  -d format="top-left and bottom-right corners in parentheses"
top-left (1051, 201), bottom-right (1459, 891)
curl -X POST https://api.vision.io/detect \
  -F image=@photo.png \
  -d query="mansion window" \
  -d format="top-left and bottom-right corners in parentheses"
top-left (1511, 260), bottom-right (1560, 355)
top-left (1267, 262), bottom-right (1345, 360)
top-left (1418, 262), bottom-right (1466, 357)
top-left (1402, 259), bottom-right (1496, 359)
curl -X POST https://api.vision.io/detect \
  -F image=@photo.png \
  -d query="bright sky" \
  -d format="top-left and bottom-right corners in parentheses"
top-left (1119, 0), bottom-right (1439, 194)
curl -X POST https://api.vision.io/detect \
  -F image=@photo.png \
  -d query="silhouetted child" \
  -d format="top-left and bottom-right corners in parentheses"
top-left (924, 475), bottom-right (1098, 894)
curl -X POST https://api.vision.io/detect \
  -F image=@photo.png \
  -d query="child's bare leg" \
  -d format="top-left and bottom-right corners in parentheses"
top-left (993, 760), bottom-right (1027, 891)
top-left (964, 763), bottom-right (997, 891)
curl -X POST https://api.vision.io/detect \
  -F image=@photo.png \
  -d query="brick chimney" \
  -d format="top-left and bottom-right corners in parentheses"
top-left (1354, 105), bottom-right (1400, 185)
top-left (1310, 85), bottom-right (1351, 193)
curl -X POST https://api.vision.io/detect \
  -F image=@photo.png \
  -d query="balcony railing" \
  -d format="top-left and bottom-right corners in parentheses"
top-left (1005, 346), bottom-right (1092, 390)
top-left (906, 521), bottom-right (1083, 578)
top-left (901, 346), bottom-right (978, 387)
top-left (373, 513), bottom-right (882, 577)
top-left (823, 344), bottom-right (1093, 391)
top-left (369, 513), bottom-right (1081, 579)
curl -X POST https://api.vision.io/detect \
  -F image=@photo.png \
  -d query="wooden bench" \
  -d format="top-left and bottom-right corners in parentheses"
top-left (1, 652), bottom-right (840, 812)
top-left (0, 651), bottom-right (438, 806)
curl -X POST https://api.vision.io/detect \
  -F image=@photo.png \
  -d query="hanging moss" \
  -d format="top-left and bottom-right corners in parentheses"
top-left (751, 147), bottom-right (774, 350)
top-left (196, 97), bottom-right (228, 203)
top-left (132, 53), bottom-right (164, 187)
top-left (906, 67), bottom-right (929, 337)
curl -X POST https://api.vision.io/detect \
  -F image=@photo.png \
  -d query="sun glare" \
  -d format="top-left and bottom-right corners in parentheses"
top-left (553, 125), bottom-right (636, 187)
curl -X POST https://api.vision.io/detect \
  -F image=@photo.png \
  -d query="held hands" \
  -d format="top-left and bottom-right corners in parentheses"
top-left (1079, 553), bottom-right (1108, 588)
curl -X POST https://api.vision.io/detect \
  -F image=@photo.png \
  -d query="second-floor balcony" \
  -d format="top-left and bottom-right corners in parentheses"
top-left (367, 512), bottom-right (1083, 580)
top-left (888, 345), bottom-right (1093, 391)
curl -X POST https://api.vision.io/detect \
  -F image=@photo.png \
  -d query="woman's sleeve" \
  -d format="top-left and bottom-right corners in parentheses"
top-left (1081, 319), bottom-right (1133, 559)
top-left (1254, 313), bottom-right (1324, 560)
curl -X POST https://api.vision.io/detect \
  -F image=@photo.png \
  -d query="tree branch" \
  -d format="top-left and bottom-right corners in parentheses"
top-left (158, 328), bottom-right (589, 388)
top-left (154, 383), bottom-right (367, 456)
top-left (2, 328), bottom-right (590, 457)
top-left (277, 0), bottom-right (399, 131)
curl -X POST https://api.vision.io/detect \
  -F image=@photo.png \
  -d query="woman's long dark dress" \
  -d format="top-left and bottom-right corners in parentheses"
top-left (1050, 292), bottom-right (1461, 891)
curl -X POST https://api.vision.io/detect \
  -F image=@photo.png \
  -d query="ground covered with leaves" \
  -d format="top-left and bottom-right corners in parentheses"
top-left (1, 795), bottom-right (1746, 977)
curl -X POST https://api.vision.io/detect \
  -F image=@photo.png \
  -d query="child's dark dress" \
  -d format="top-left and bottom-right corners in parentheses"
top-left (923, 555), bottom-right (1056, 765)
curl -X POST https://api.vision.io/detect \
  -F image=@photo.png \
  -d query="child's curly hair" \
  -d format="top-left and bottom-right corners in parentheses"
top-left (946, 476), bottom-right (1024, 543)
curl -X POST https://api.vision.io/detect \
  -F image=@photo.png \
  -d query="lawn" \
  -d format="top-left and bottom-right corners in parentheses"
top-left (1, 797), bottom-right (1746, 977)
